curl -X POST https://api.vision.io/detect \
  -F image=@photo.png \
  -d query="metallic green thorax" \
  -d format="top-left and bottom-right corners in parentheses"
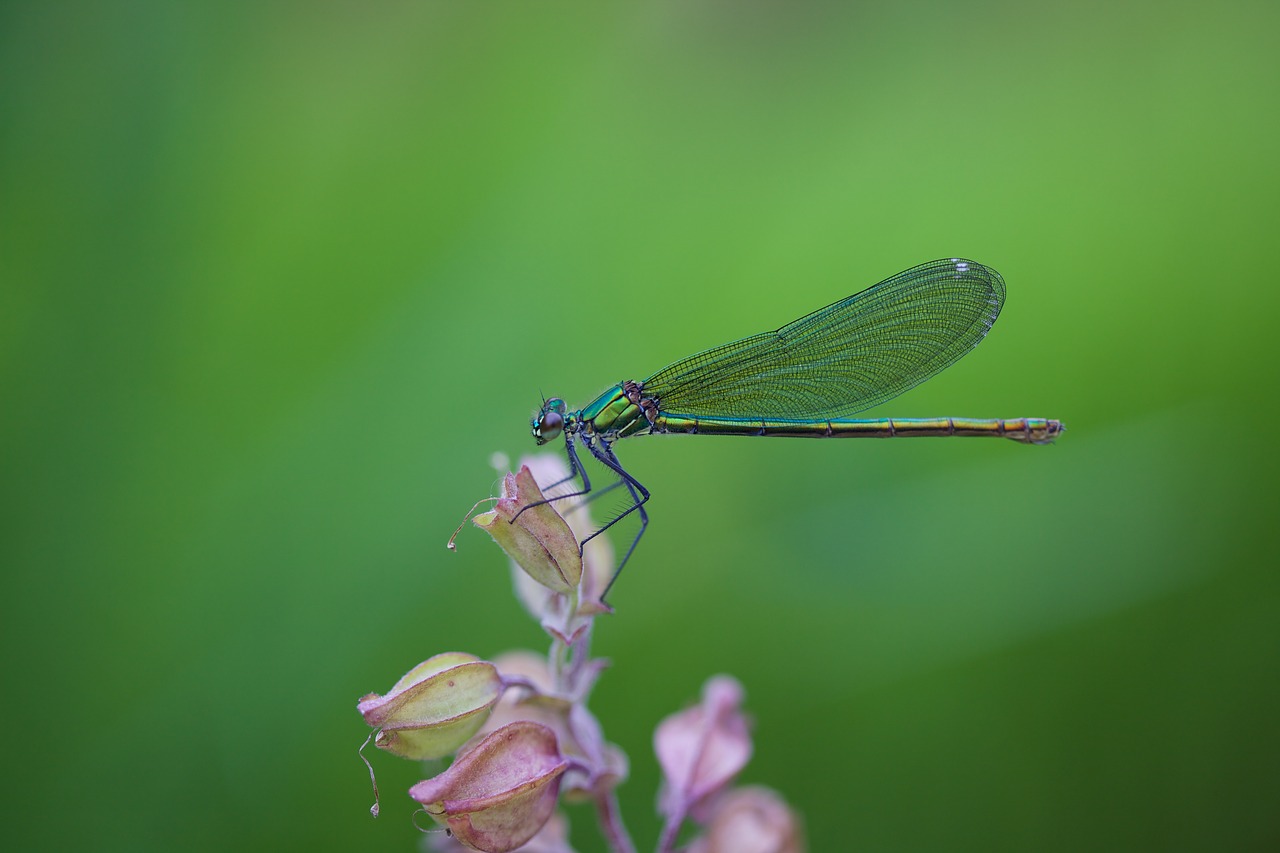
top-left (578, 383), bottom-right (650, 438)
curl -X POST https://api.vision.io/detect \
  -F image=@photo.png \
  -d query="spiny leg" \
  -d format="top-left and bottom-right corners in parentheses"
top-left (563, 477), bottom-right (626, 518)
top-left (580, 436), bottom-right (650, 600)
top-left (577, 438), bottom-right (650, 543)
top-left (601, 475), bottom-right (647, 603)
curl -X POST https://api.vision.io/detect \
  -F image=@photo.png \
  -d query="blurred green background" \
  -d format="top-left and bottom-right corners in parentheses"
top-left (3, 1), bottom-right (1277, 850)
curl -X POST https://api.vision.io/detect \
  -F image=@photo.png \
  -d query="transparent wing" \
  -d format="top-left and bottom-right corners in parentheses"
top-left (643, 259), bottom-right (1005, 419)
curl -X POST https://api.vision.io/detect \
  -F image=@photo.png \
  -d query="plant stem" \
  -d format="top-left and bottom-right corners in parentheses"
top-left (594, 790), bottom-right (636, 853)
top-left (549, 635), bottom-right (566, 686)
top-left (567, 618), bottom-right (593, 692)
top-left (656, 811), bottom-right (685, 853)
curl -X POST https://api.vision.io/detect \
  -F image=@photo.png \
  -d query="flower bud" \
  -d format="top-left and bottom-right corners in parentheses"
top-left (410, 721), bottom-right (569, 853)
top-left (358, 652), bottom-right (503, 761)
top-left (686, 786), bottom-right (806, 853)
top-left (655, 675), bottom-right (752, 820)
top-left (473, 466), bottom-right (581, 595)
top-left (465, 653), bottom-right (627, 801)
top-left (513, 454), bottom-right (615, 617)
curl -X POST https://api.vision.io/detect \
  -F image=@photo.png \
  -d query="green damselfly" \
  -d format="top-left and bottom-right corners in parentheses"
top-left (526, 258), bottom-right (1062, 598)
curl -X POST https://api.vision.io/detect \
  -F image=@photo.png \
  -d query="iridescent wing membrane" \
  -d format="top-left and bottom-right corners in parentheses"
top-left (643, 258), bottom-right (1005, 420)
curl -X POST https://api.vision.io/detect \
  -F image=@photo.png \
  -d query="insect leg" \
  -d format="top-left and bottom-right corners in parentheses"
top-left (579, 437), bottom-right (650, 600)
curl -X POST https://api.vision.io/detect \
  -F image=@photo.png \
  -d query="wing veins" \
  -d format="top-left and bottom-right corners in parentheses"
top-left (642, 259), bottom-right (1006, 420)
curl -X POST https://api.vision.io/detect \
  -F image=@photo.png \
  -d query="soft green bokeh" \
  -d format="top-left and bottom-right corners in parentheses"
top-left (3, 2), bottom-right (1276, 850)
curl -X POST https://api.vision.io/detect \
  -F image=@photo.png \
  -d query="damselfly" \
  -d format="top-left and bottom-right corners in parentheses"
top-left (526, 258), bottom-right (1062, 598)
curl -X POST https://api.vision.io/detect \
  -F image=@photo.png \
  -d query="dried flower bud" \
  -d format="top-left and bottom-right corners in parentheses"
top-left (410, 721), bottom-right (569, 853)
top-left (686, 786), bottom-right (806, 853)
top-left (515, 454), bottom-right (615, 617)
top-left (358, 652), bottom-right (503, 761)
top-left (655, 675), bottom-right (752, 820)
top-left (474, 466), bottom-right (581, 595)
top-left (469, 653), bottom-right (628, 801)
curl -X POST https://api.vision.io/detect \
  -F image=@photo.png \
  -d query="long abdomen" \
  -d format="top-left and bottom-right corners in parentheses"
top-left (654, 415), bottom-right (1063, 445)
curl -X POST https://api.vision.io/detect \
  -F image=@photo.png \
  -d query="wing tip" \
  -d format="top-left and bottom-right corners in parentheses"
top-left (945, 257), bottom-right (1006, 309)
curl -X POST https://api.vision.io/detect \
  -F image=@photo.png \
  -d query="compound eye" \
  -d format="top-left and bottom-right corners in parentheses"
top-left (536, 410), bottom-right (563, 444)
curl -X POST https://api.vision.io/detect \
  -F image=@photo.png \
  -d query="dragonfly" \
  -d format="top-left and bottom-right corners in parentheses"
top-left (523, 258), bottom-right (1062, 599)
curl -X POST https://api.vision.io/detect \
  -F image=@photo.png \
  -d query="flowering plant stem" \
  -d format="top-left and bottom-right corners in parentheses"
top-left (549, 601), bottom-right (637, 853)
top-left (656, 812), bottom-right (683, 853)
top-left (360, 459), bottom-right (802, 851)
top-left (596, 790), bottom-right (637, 853)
